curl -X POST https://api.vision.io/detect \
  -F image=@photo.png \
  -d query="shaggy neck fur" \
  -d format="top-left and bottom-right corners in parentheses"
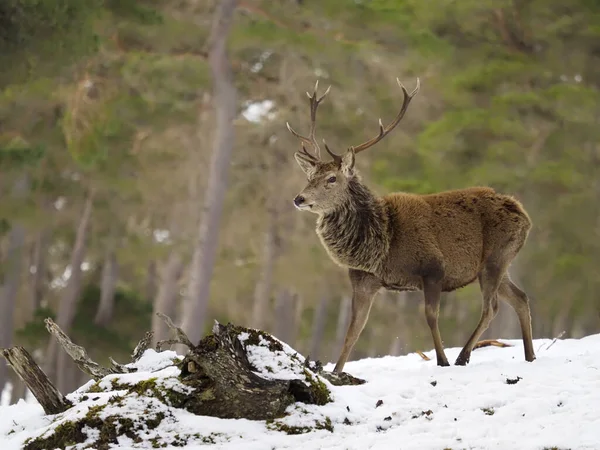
top-left (316, 178), bottom-right (390, 274)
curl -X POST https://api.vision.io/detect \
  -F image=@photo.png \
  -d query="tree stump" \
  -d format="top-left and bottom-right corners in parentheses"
top-left (0, 347), bottom-right (71, 415)
top-left (1, 314), bottom-right (364, 449)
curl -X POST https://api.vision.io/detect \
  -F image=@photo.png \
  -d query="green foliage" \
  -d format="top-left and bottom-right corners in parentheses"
top-left (71, 284), bottom-right (152, 362)
top-left (14, 307), bottom-right (56, 348)
top-left (2, 0), bottom-right (600, 381)
top-left (0, 0), bottom-right (102, 85)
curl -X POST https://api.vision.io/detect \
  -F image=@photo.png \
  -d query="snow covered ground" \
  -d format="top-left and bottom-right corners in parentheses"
top-left (1, 334), bottom-right (600, 449)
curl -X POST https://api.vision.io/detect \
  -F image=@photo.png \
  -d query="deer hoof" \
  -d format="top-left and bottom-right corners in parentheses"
top-left (454, 354), bottom-right (470, 366)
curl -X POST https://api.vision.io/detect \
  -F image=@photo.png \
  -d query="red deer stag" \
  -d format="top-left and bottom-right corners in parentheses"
top-left (287, 78), bottom-right (536, 373)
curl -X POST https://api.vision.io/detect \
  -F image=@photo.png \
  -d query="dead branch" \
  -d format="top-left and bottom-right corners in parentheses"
top-left (155, 312), bottom-right (195, 350)
top-left (538, 330), bottom-right (565, 352)
top-left (1, 347), bottom-right (71, 414)
top-left (473, 339), bottom-right (513, 350)
top-left (45, 318), bottom-right (115, 380)
top-left (416, 340), bottom-right (513, 361)
top-left (416, 351), bottom-right (431, 361)
top-left (132, 331), bottom-right (154, 362)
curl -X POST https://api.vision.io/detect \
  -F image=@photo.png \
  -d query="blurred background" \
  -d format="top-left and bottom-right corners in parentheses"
top-left (1, 0), bottom-right (599, 403)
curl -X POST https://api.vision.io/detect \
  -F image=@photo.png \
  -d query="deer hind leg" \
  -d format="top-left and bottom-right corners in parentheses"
top-left (333, 269), bottom-right (382, 373)
top-left (423, 279), bottom-right (450, 366)
top-left (455, 264), bottom-right (503, 366)
top-left (498, 276), bottom-right (536, 362)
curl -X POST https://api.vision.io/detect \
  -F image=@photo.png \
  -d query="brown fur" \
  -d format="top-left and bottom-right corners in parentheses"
top-left (293, 158), bottom-right (536, 372)
top-left (289, 79), bottom-right (535, 372)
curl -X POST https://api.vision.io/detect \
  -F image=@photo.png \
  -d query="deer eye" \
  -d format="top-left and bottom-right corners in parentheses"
top-left (327, 176), bottom-right (337, 184)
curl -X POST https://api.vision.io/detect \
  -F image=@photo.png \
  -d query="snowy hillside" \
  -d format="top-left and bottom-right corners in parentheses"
top-left (2, 334), bottom-right (599, 450)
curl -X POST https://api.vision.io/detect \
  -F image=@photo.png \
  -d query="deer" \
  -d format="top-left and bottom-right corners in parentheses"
top-left (286, 78), bottom-right (536, 373)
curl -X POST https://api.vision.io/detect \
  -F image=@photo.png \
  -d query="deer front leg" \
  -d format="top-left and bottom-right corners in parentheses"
top-left (423, 277), bottom-right (450, 367)
top-left (333, 269), bottom-right (382, 373)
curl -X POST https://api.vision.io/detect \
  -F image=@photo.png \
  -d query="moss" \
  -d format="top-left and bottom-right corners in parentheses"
top-left (23, 401), bottom-right (164, 449)
top-left (198, 387), bottom-right (216, 401)
top-left (197, 334), bottom-right (218, 352)
top-left (316, 417), bottom-right (334, 432)
top-left (266, 420), bottom-right (313, 435)
top-left (266, 417), bottom-right (333, 435)
top-left (192, 432), bottom-right (223, 444)
top-left (109, 377), bottom-right (188, 408)
top-left (86, 382), bottom-right (103, 393)
top-left (303, 369), bottom-right (332, 405)
top-left (228, 324), bottom-right (283, 352)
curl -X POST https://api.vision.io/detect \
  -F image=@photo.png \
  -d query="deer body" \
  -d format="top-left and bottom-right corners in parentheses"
top-left (287, 79), bottom-right (536, 372)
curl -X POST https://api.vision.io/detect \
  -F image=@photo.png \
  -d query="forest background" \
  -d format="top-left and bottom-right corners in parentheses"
top-left (1, 0), bottom-right (599, 400)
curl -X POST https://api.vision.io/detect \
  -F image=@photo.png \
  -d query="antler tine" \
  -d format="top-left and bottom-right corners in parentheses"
top-left (300, 144), bottom-right (319, 162)
top-left (351, 77), bottom-right (420, 154)
top-left (287, 80), bottom-right (331, 160)
top-left (323, 139), bottom-right (342, 164)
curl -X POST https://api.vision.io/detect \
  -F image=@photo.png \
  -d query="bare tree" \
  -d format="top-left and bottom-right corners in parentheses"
top-left (333, 296), bottom-right (351, 361)
top-left (29, 228), bottom-right (49, 312)
top-left (44, 192), bottom-right (94, 393)
top-left (273, 288), bottom-right (293, 343)
top-left (152, 252), bottom-right (184, 344)
top-left (309, 290), bottom-right (330, 359)
top-left (181, 0), bottom-right (238, 344)
top-left (273, 288), bottom-right (302, 348)
top-left (94, 250), bottom-right (119, 326)
top-left (0, 176), bottom-right (28, 396)
top-left (250, 206), bottom-right (278, 329)
top-left (144, 261), bottom-right (157, 302)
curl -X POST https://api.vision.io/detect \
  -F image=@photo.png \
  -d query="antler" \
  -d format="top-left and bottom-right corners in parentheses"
top-left (286, 80), bottom-right (331, 160)
top-left (325, 78), bottom-right (420, 162)
top-left (352, 78), bottom-right (420, 154)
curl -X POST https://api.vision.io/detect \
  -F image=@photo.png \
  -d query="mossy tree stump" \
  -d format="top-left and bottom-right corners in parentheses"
top-left (1, 313), bottom-right (364, 449)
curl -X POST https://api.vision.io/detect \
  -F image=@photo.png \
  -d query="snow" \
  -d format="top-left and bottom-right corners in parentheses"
top-left (242, 100), bottom-right (276, 123)
top-left (0, 383), bottom-right (11, 406)
top-left (2, 335), bottom-right (600, 449)
top-left (243, 332), bottom-right (310, 381)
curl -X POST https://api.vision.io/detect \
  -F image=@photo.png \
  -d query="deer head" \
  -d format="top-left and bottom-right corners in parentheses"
top-left (287, 78), bottom-right (420, 214)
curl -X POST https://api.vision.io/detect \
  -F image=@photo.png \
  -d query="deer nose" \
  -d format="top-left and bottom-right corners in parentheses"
top-left (294, 195), bottom-right (305, 206)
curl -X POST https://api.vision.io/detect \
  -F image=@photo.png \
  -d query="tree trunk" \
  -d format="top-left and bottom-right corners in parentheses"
top-left (145, 260), bottom-right (157, 302)
top-left (44, 192), bottom-right (94, 393)
top-left (9, 378), bottom-right (27, 405)
top-left (250, 208), bottom-right (278, 329)
top-left (309, 291), bottom-right (329, 360)
top-left (94, 250), bottom-right (119, 326)
top-left (181, 0), bottom-right (238, 345)
top-left (388, 292), bottom-right (406, 356)
top-left (273, 288), bottom-right (297, 345)
top-left (152, 252), bottom-right (184, 345)
top-left (0, 176), bottom-right (28, 396)
top-left (29, 228), bottom-right (49, 312)
top-left (333, 296), bottom-right (351, 362)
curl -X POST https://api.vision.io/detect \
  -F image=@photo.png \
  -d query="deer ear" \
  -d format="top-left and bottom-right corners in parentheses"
top-left (294, 152), bottom-right (317, 176)
top-left (341, 149), bottom-right (355, 176)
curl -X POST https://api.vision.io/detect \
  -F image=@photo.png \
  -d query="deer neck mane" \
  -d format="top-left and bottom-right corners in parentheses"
top-left (316, 178), bottom-right (390, 274)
